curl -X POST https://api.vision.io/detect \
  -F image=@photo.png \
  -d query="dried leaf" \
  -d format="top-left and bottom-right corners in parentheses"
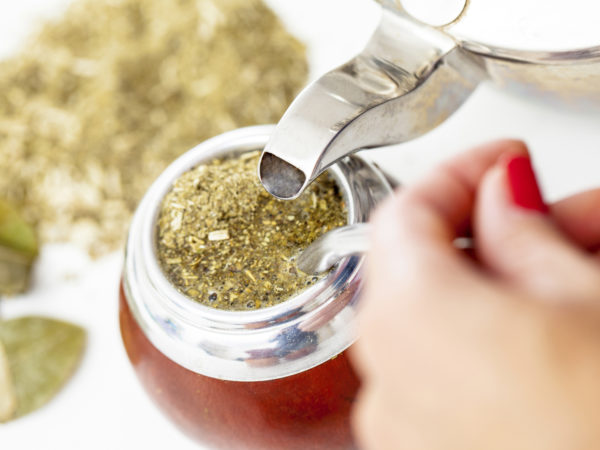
top-left (0, 199), bottom-right (38, 296)
top-left (0, 317), bottom-right (86, 421)
top-left (0, 341), bottom-right (17, 422)
top-left (0, 200), bottom-right (38, 257)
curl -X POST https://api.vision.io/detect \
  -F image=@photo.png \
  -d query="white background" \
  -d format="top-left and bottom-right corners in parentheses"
top-left (1, 1), bottom-right (600, 449)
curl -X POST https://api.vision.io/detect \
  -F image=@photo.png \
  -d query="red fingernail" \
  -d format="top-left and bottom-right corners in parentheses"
top-left (504, 155), bottom-right (549, 213)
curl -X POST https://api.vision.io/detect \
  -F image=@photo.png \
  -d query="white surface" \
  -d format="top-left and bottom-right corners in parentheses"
top-left (1, 1), bottom-right (600, 449)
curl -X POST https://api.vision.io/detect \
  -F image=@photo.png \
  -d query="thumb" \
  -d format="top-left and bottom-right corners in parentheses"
top-left (475, 155), bottom-right (600, 304)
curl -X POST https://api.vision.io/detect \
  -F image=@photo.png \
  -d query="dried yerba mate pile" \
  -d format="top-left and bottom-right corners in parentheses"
top-left (0, 0), bottom-right (307, 256)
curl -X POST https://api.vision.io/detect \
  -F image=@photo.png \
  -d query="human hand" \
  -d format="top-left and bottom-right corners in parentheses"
top-left (351, 140), bottom-right (600, 450)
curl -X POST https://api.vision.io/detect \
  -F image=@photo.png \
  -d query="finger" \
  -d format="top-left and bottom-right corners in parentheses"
top-left (404, 139), bottom-right (529, 239)
top-left (475, 155), bottom-right (600, 303)
top-left (368, 139), bottom-right (529, 279)
top-left (352, 386), bottom-right (407, 450)
top-left (551, 188), bottom-right (600, 251)
top-left (353, 142), bottom-right (528, 380)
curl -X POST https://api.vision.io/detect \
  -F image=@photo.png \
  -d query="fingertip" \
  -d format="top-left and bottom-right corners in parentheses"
top-left (476, 154), bottom-right (553, 249)
top-left (478, 152), bottom-right (549, 221)
top-left (479, 163), bottom-right (509, 205)
top-left (485, 139), bottom-right (530, 159)
top-left (475, 157), bottom-right (600, 302)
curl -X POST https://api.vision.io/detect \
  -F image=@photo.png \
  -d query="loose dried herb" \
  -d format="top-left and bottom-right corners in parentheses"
top-left (0, 199), bottom-right (38, 296)
top-left (0, 317), bottom-right (86, 422)
top-left (0, 0), bottom-right (307, 256)
top-left (157, 152), bottom-right (347, 310)
top-left (0, 341), bottom-right (17, 422)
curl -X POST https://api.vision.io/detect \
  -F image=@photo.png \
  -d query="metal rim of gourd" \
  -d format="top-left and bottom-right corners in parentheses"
top-left (122, 125), bottom-right (393, 381)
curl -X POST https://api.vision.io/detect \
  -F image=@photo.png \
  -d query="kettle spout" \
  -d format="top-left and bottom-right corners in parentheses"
top-left (259, 9), bottom-right (484, 199)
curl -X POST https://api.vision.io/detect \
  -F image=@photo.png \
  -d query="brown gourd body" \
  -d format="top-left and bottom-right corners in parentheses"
top-left (119, 285), bottom-right (360, 449)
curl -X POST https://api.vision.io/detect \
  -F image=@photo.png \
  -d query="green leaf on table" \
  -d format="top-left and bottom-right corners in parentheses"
top-left (0, 199), bottom-right (39, 296)
top-left (0, 340), bottom-right (17, 422)
top-left (0, 200), bottom-right (38, 257)
top-left (0, 317), bottom-right (86, 421)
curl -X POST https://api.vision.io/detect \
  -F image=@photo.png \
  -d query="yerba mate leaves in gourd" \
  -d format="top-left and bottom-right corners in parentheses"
top-left (157, 152), bottom-right (347, 311)
top-left (0, 199), bottom-right (38, 296)
top-left (0, 317), bottom-right (86, 422)
top-left (0, 341), bottom-right (17, 422)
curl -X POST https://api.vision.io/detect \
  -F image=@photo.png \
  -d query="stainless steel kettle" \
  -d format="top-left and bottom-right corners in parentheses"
top-left (259, 0), bottom-right (600, 199)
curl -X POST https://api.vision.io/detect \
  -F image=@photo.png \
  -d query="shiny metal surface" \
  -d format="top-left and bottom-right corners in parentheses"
top-left (297, 223), bottom-right (370, 275)
top-left (298, 223), bottom-right (475, 275)
top-left (397, 0), bottom-right (468, 27)
top-left (380, 0), bottom-right (600, 52)
top-left (259, 8), bottom-right (483, 199)
top-left (261, 0), bottom-right (600, 198)
top-left (122, 125), bottom-right (393, 381)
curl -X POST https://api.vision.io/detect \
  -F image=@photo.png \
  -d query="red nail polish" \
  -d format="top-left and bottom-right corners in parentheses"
top-left (504, 155), bottom-right (549, 213)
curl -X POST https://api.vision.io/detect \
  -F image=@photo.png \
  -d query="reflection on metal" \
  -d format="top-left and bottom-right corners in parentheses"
top-left (397, 0), bottom-right (469, 27)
